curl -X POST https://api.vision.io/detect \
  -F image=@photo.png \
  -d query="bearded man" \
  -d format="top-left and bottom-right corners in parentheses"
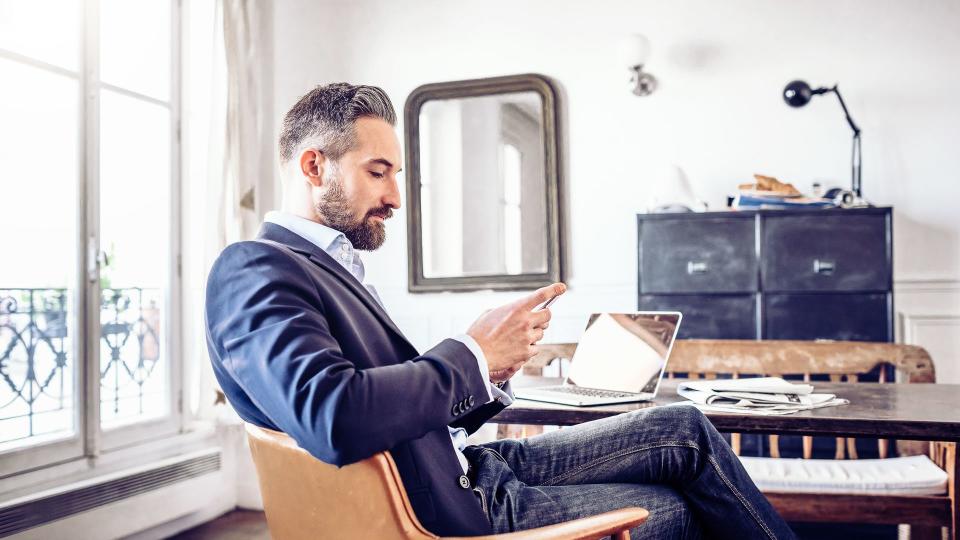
top-left (204, 83), bottom-right (796, 540)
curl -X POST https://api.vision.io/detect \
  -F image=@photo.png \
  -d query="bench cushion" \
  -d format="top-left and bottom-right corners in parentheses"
top-left (739, 455), bottom-right (948, 496)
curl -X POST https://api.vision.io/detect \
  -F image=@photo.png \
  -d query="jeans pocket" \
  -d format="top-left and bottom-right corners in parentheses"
top-left (481, 447), bottom-right (509, 465)
top-left (472, 486), bottom-right (491, 525)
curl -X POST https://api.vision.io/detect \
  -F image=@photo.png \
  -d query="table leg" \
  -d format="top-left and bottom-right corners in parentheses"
top-left (949, 442), bottom-right (958, 540)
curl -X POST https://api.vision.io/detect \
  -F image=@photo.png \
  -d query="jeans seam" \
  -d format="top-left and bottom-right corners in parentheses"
top-left (471, 448), bottom-right (504, 528)
top-left (472, 486), bottom-right (491, 526)
top-left (482, 447), bottom-right (509, 465)
top-left (706, 454), bottom-right (778, 540)
top-left (542, 440), bottom-right (780, 540)
top-left (541, 440), bottom-right (696, 486)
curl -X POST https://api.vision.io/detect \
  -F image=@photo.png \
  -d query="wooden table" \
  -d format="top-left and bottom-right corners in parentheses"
top-left (494, 377), bottom-right (960, 538)
top-left (495, 378), bottom-right (960, 442)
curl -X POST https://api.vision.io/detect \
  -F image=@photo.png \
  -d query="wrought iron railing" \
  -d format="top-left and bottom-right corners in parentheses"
top-left (0, 287), bottom-right (162, 446)
top-left (99, 287), bottom-right (162, 422)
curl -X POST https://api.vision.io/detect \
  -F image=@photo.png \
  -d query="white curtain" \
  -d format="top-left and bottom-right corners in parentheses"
top-left (181, 0), bottom-right (273, 425)
top-left (221, 0), bottom-right (272, 244)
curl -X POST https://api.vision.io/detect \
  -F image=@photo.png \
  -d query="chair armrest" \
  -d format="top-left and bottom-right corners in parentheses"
top-left (446, 507), bottom-right (649, 540)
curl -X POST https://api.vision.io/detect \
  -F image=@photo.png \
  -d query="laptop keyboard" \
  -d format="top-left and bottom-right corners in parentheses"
top-left (538, 386), bottom-right (636, 398)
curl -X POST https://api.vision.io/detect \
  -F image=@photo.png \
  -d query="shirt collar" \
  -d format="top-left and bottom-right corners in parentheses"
top-left (263, 211), bottom-right (364, 282)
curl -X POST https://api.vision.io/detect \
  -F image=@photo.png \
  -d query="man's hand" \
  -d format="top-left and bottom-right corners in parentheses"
top-left (467, 282), bottom-right (566, 383)
top-left (488, 365), bottom-right (521, 384)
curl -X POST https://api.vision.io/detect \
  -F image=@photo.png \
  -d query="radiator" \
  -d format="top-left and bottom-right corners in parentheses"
top-left (0, 448), bottom-right (222, 537)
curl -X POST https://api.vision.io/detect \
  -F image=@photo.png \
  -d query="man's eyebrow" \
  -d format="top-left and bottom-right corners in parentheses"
top-left (366, 157), bottom-right (402, 174)
top-left (368, 158), bottom-right (399, 172)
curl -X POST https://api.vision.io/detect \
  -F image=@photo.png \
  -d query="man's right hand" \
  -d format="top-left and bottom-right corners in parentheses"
top-left (466, 283), bottom-right (566, 381)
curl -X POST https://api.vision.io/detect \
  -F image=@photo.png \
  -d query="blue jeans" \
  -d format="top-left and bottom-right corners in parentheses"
top-left (465, 405), bottom-right (797, 540)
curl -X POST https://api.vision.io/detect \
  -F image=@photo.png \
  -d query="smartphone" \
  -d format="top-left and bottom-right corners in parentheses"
top-left (534, 294), bottom-right (560, 312)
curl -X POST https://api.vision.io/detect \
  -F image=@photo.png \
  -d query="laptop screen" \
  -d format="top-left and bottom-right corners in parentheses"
top-left (565, 312), bottom-right (682, 395)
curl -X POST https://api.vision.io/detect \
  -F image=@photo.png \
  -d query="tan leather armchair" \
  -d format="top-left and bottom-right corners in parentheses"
top-left (246, 424), bottom-right (648, 539)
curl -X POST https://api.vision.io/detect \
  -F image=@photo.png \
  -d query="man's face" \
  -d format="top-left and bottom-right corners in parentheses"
top-left (314, 117), bottom-right (402, 250)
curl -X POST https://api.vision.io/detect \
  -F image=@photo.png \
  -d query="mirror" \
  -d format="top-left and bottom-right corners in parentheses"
top-left (404, 74), bottom-right (563, 292)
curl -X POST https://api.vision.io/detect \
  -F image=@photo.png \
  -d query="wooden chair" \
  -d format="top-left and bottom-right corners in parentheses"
top-left (245, 424), bottom-right (648, 539)
top-left (519, 340), bottom-right (957, 540)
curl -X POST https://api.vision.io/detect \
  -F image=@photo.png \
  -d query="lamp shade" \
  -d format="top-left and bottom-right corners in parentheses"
top-left (783, 80), bottom-right (813, 107)
top-left (619, 34), bottom-right (651, 67)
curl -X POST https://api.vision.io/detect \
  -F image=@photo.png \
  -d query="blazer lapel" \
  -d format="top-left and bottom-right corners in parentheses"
top-left (256, 222), bottom-right (412, 347)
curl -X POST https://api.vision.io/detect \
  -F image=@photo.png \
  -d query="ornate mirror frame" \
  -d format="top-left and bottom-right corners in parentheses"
top-left (404, 73), bottom-right (564, 292)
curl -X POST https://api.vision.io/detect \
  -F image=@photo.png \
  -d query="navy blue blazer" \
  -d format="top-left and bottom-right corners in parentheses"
top-left (205, 222), bottom-right (506, 535)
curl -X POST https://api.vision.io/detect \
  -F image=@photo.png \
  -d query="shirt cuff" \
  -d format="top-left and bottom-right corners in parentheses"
top-left (452, 334), bottom-right (494, 402)
top-left (491, 379), bottom-right (514, 406)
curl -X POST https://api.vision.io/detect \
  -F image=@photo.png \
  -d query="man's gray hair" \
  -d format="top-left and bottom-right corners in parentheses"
top-left (278, 83), bottom-right (397, 164)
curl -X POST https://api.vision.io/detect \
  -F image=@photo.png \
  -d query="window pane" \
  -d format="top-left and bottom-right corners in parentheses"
top-left (100, 0), bottom-right (170, 100)
top-left (501, 144), bottom-right (522, 275)
top-left (99, 89), bottom-right (170, 428)
top-left (0, 58), bottom-right (79, 451)
top-left (0, 0), bottom-right (80, 71)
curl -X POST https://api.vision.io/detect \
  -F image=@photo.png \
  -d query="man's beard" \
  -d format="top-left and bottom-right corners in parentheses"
top-left (315, 176), bottom-right (392, 251)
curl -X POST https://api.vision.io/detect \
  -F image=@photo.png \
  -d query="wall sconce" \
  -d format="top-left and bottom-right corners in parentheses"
top-left (620, 34), bottom-right (657, 96)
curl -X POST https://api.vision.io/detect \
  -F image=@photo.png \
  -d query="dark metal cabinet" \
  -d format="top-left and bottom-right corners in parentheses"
top-left (638, 207), bottom-right (894, 459)
top-left (637, 208), bottom-right (893, 457)
top-left (638, 294), bottom-right (757, 339)
top-left (764, 293), bottom-right (891, 342)
top-left (762, 213), bottom-right (890, 292)
top-left (639, 217), bottom-right (757, 293)
top-left (637, 207), bottom-right (893, 342)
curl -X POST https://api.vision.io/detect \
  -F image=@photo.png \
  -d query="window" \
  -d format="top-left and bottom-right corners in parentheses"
top-left (500, 142), bottom-right (523, 275)
top-left (0, 0), bottom-right (181, 474)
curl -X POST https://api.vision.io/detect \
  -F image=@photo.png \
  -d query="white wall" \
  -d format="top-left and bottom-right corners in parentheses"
top-left (272, 0), bottom-right (960, 379)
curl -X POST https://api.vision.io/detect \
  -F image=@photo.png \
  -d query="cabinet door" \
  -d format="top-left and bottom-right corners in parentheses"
top-left (639, 217), bottom-right (757, 294)
top-left (764, 293), bottom-right (891, 341)
top-left (762, 213), bottom-right (890, 292)
top-left (639, 294), bottom-right (757, 339)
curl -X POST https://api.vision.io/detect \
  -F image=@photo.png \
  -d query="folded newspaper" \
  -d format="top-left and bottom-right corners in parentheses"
top-left (677, 377), bottom-right (849, 415)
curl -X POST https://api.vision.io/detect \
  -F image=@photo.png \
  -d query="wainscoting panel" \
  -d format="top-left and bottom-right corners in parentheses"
top-left (896, 278), bottom-right (960, 384)
top-left (899, 313), bottom-right (960, 384)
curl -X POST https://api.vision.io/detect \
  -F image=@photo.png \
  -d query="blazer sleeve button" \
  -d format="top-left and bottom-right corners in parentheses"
top-left (451, 404), bottom-right (460, 416)
top-left (468, 395), bottom-right (475, 407)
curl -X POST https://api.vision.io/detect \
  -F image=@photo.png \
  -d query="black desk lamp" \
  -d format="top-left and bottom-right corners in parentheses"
top-left (783, 80), bottom-right (862, 198)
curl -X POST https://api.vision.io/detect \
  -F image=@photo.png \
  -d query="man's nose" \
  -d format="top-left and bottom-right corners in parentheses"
top-left (383, 176), bottom-right (401, 209)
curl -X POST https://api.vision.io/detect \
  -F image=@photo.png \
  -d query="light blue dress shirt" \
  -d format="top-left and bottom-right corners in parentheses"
top-left (263, 211), bottom-right (512, 474)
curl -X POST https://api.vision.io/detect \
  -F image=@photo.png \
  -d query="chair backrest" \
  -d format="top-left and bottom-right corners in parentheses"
top-left (529, 339), bottom-right (936, 459)
top-left (665, 340), bottom-right (935, 384)
top-left (245, 424), bottom-right (437, 540)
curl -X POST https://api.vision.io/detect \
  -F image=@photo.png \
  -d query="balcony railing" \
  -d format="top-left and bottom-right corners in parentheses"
top-left (0, 287), bottom-right (163, 447)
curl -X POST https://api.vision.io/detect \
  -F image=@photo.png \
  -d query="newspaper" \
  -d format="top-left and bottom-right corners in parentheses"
top-left (677, 377), bottom-right (849, 416)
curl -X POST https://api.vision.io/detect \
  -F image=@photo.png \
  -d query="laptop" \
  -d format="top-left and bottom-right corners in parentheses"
top-left (514, 311), bottom-right (682, 406)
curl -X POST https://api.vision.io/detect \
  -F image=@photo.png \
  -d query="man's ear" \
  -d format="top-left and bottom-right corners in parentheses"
top-left (299, 148), bottom-right (325, 187)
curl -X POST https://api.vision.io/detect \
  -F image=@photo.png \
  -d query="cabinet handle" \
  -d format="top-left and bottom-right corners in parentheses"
top-left (687, 261), bottom-right (709, 274)
top-left (813, 259), bottom-right (835, 275)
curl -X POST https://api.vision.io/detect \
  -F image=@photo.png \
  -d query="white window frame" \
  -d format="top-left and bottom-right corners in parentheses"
top-left (0, 0), bottom-right (183, 477)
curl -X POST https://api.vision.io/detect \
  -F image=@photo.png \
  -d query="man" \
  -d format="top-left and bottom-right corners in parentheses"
top-left (205, 83), bottom-right (797, 539)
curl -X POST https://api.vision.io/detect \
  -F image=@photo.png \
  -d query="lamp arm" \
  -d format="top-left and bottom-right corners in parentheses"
top-left (828, 85), bottom-right (861, 136)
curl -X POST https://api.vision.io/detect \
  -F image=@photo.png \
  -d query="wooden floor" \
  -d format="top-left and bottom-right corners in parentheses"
top-left (170, 509), bottom-right (899, 539)
top-left (169, 510), bottom-right (268, 540)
